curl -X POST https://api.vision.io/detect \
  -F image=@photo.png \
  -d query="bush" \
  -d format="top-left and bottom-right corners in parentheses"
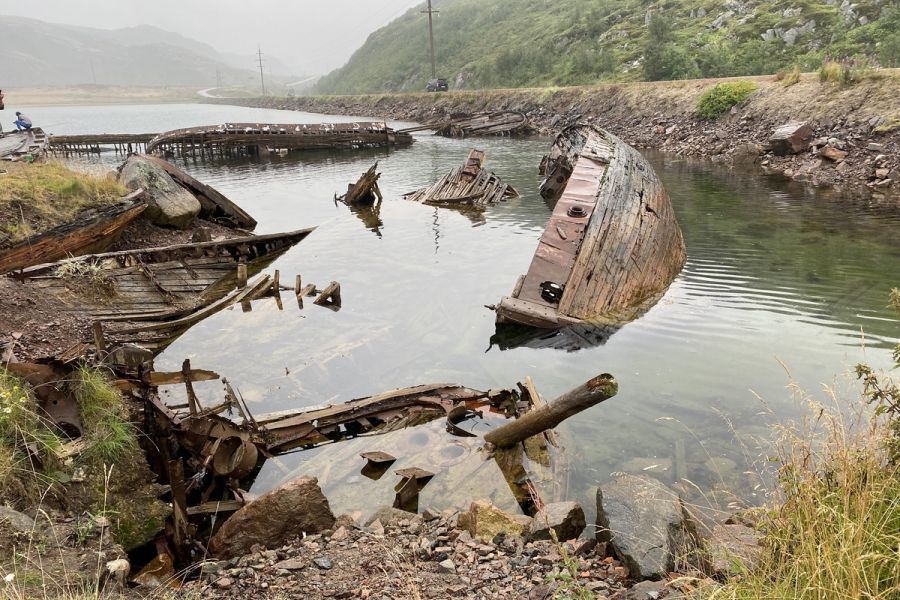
top-left (819, 57), bottom-right (876, 86)
top-left (695, 81), bottom-right (758, 119)
top-left (778, 66), bottom-right (801, 87)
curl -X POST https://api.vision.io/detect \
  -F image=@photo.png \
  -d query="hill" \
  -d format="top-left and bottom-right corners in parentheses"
top-left (0, 16), bottom-right (271, 88)
top-left (316, 0), bottom-right (900, 94)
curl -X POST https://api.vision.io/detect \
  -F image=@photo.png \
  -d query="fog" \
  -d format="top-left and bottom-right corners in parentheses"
top-left (0, 0), bottom-right (423, 75)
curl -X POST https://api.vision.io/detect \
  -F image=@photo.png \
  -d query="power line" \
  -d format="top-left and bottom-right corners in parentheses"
top-left (256, 45), bottom-right (267, 96)
top-left (422, 0), bottom-right (439, 79)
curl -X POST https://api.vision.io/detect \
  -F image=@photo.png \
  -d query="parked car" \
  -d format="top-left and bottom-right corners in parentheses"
top-left (426, 78), bottom-right (449, 92)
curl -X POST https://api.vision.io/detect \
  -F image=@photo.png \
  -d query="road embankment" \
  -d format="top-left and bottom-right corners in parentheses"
top-left (217, 73), bottom-right (900, 205)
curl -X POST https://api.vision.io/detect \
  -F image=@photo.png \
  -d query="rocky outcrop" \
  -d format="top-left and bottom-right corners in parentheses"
top-left (527, 501), bottom-right (586, 542)
top-left (596, 474), bottom-right (700, 581)
top-left (118, 155), bottom-right (201, 229)
top-left (209, 476), bottom-right (335, 558)
top-left (457, 500), bottom-right (533, 541)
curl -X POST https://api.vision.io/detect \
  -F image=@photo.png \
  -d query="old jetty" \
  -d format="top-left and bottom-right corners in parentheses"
top-left (403, 149), bottom-right (519, 210)
top-left (48, 133), bottom-right (156, 155)
top-left (495, 124), bottom-right (686, 329)
top-left (146, 122), bottom-right (413, 158)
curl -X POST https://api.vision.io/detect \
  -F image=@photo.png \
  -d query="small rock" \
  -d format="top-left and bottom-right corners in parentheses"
top-left (331, 525), bottom-right (349, 541)
top-left (273, 558), bottom-right (305, 571)
top-left (313, 556), bottom-right (334, 570)
top-left (704, 523), bottom-right (762, 578)
top-left (819, 145), bottom-right (848, 162)
top-left (867, 143), bottom-right (885, 152)
top-left (875, 168), bottom-right (890, 179)
top-left (527, 501), bottom-right (586, 542)
top-left (215, 577), bottom-right (234, 589)
top-left (437, 558), bottom-right (456, 573)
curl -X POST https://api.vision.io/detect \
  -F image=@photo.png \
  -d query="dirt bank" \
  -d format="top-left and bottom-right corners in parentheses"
top-left (218, 72), bottom-right (900, 206)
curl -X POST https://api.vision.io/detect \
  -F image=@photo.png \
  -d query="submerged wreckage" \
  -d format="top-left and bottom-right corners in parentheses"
top-left (404, 149), bottom-right (519, 211)
top-left (495, 124), bottom-right (687, 330)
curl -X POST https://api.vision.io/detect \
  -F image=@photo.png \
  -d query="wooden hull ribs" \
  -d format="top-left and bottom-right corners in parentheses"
top-left (20, 229), bottom-right (314, 354)
top-left (146, 122), bottom-right (413, 158)
top-left (0, 128), bottom-right (48, 161)
top-left (404, 149), bottom-right (519, 211)
top-left (496, 124), bottom-right (686, 329)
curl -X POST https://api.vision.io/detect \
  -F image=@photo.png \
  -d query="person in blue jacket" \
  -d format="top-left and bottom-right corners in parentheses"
top-left (14, 112), bottom-right (32, 131)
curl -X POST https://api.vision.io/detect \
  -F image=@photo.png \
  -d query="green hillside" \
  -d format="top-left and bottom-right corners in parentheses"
top-left (317, 0), bottom-right (900, 94)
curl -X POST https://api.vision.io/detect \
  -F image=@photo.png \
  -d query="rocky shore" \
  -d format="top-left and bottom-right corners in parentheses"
top-left (218, 73), bottom-right (900, 207)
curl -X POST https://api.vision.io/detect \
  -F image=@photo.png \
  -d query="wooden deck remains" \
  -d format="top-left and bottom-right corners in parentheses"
top-left (17, 229), bottom-right (314, 353)
top-left (336, 162), bottom-right (382, 205)
top-left (399, 111), bottom-right (530, 137)
top-left (146, 122), bottom-right (413, 158)
top-left (0, 190), bottom-right (147, 275)
top-left (495, 124), bottom-right (686, 329)
top-left (0, 128), bottom-right (48, 161)
top-left (403, 149), bottom-right (519, 210)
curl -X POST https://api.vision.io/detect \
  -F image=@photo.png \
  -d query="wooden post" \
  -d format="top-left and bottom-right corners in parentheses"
top-left (92, 321), bottom-right (107, 354)
top-left (237, 263), bottom-right (248, 288)
top-left (313, 281), bottom-right (342, 306)
top-left (484, 374), bottom-right (618, 448)
top-left (182, 359), bottom-right (200, 416)
top-left (294, 274), bottom-right (302, 295)
top-left (273, 269), bottom-right (280, 290)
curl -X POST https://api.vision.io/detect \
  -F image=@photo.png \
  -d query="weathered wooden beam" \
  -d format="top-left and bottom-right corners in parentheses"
top-left (484, 374), bottom-right (618, 448)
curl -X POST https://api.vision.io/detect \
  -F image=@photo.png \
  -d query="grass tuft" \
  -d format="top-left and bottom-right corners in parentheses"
top-left (696, 81), bottom-right (758, 119)
top-left (72, 366), bottom-right (138, 467)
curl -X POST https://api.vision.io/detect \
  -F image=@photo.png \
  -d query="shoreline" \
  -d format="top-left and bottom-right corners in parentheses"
top-left (213, 73), bottom-right (900, 207)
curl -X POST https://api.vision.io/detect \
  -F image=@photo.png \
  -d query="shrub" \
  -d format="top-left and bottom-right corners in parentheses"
top-left (779, 66), bottom-right (801, 87)
top-left (819, 57), bottom-right (876, 86)
top-left (696, 81), bottom-right (758, 119)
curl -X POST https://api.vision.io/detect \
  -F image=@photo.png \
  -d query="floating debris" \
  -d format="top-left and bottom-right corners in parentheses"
top-left (403, 149), bottom-right (519, 211)
top-left (495, 124), bottom-right (686, 329)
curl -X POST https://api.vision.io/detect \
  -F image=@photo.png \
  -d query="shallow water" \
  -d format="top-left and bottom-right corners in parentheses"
top-left (30, 103), bottom-right (900, 516)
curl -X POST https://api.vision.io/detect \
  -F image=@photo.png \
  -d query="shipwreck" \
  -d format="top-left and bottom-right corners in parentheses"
top-left (495, 124), bottom-right (687, 329)
top-left (404, 149), bottom-right (519, 211)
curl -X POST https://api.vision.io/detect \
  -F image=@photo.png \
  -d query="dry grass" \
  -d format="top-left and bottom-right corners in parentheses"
top-left (698, 378), bottom-right (900, 600)
top-left (0, 162), bottom-right (126, 243)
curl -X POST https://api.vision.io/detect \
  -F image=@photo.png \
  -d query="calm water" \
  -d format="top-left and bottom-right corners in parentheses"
top-left (30, 103), bottom-right (900, 517)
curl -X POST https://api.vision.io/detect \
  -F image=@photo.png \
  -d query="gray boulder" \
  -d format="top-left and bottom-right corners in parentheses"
top-left (208, 476), bottom-right (335, 558)
top-left (119, 156), bottom-right (200, 229)
top-left (596, 474), bottom-right (700, 581)
top-left (527, 501), bottom-right (586, 541)
top-left (704, 523), bottom-right (762, 578)
top-left (769, 121), bottom-right (814, 156)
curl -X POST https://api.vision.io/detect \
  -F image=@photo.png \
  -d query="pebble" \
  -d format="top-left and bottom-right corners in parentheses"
top-left (313, 556), bottom-right (334, 570)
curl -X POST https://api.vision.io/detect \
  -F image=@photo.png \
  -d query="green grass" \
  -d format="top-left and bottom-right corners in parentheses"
top-left (696, 81), bottom-right (758, 119)
top-left (72, 366), bottom-right (138, 467)
top-left (0, 162), bottom-right (126, 243)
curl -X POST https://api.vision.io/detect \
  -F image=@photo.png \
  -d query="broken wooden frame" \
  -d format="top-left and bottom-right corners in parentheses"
top-left (403, 149), bottom-right (519, 211)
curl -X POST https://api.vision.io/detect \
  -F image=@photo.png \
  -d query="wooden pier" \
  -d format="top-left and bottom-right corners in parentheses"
top-left (146, 121), bottom-right (414, 158)
top-left (48, 133), bottom-right (156, 155)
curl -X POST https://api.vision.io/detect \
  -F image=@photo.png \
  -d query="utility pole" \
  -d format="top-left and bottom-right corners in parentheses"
top-left (422, 0), bottom-right (439, 79)
top-left (256, 46), bottom-right (267, 96)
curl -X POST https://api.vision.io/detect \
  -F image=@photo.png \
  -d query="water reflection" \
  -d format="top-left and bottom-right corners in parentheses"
top-left (31, 103), bottom-right (900, 519)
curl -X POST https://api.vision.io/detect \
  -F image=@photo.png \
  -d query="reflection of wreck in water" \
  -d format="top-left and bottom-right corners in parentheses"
top-left (490, 321), bottom-right (623, 352)
top-left (494, 124), bottom-right (686, 340)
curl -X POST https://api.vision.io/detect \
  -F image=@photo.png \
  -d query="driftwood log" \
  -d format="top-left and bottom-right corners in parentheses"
top-left (484, 373), bottom-right (618, 448)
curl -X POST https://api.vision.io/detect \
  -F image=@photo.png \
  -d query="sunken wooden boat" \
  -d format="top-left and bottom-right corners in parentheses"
top-left (400, 111), bottom-right (530, 138)
top-left (17, 228), bottom-right (314, 354)
top-left (0, 190), bottom-right (147, 275)
top-left (403, 149), bottom-right (519, 210)
top-left (336, 162), bottom-right (382, 205)
top-left (495, 124), bottom-right (686, 329)
top-left (0, 128), bottom-right (48, 161)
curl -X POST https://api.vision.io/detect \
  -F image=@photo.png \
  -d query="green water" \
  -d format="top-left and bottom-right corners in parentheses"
top-left (34, 103), bottom-right (900, 518)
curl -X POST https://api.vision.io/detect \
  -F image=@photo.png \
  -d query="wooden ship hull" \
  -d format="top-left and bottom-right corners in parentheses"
top-left (0, 128), bottom-right (49, 161)
top-left (146, 122), bottom-right (413, 158)
top-left (496, 124), bottom-right (686, 329)
top-left (399, 111), bottom-right (531, 137)
top-left (18, 229), bottom-right (314, 355)
top-left (0, 190), bottom-right (147, 275)
top-left (403, 149), bottom-right (519, 211)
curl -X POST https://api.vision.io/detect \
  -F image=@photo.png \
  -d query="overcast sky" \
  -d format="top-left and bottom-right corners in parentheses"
top-left (0, 0), bottom-right (424, 74)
